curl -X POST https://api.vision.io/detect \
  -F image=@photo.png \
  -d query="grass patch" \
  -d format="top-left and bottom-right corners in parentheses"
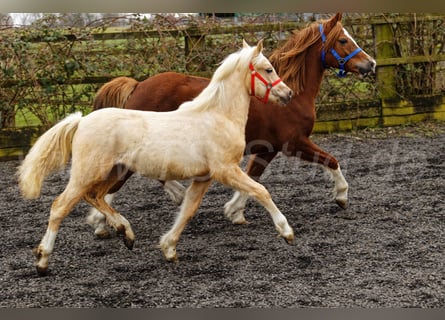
top-left (14, 104), bottom-right (93, 128)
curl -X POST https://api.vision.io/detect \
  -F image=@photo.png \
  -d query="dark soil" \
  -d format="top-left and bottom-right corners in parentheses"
top-left (1, 123), bottom-right (444, 307)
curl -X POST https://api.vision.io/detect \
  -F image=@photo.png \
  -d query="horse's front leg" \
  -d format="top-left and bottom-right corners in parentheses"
top-left (224, 152), bottom-right (277, 224)
top-left (327, 164), bottom-right (348, 209)
top-left (218, 166), bottom-right (294, 244)
top-left (297, 138), bottom-right (349, 209)
top-left (159, 179), bottom-right (211, 262)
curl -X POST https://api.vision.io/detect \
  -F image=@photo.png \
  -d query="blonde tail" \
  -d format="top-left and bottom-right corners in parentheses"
top-left (18, 112), bottom-right (83, 199)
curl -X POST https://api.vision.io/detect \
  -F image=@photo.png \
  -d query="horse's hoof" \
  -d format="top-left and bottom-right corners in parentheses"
top-left (336, 199), bottom-right (348, 210)
top-left (225, 209), bottom-right (247, 225)
top-left (279, 233), bottom-right (294, 245)
top-left (115, 225), bottom-right (125, 235)
top-left (95, 229), bottom-right (111, 239)
top-left (159, 245), bottom-right (178, 262)
top-left (284, 236), bottom-right (294, 245)
top-left (231, 216), bottom-right (248, 225)
top-left (124, 237), bottom-right (134, 250)
top-left (35, 265), bottom-right (48, 277)
top-left (165, 254), bottom-right (178, 263)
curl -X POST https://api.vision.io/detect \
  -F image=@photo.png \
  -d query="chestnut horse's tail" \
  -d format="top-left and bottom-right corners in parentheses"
top-left (18, 112), bottom-right (83, 199)
top-left (93, 77), bottom-right (139, 110)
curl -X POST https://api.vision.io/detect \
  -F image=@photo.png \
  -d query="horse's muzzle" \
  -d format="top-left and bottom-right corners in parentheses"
top-left (358, 59), bottom-right (376, 77)
top-left (279, 89), bottom-right (293, 105)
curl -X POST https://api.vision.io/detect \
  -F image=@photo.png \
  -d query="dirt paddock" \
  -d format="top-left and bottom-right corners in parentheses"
top-left (0, 122), bottom-right (444, 307)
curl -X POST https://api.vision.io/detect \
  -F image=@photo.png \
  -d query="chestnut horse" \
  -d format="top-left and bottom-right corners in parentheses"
top-left (87, 13), bottom-right (376, 237)
top-left (18, 40), bottom-right (293, 275)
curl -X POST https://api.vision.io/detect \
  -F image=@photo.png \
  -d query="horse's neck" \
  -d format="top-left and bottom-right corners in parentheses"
top-left (298, 46), bottom-right (325, 102)
top-left (214, 72), bottom-right (251, 127)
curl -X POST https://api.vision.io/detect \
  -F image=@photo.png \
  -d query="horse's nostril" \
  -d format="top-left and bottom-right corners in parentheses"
top-left (358, 59), bottom-right (377, 76)
top-left (367, 60), bottom-right (376, 72)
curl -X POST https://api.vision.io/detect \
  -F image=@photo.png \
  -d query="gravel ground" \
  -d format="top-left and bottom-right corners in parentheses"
top-left (0, 122), bottom-right (444, 307)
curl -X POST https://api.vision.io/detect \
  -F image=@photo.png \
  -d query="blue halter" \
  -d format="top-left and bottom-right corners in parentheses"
top-left (319, 23), bottom-right (362, 78)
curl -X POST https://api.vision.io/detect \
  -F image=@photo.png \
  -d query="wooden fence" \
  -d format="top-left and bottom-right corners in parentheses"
top-left (1, 14), bottom-right (445, 160)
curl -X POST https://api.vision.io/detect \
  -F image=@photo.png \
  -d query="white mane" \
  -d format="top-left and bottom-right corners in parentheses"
top-left (179, 45), bottom-right (259, 112)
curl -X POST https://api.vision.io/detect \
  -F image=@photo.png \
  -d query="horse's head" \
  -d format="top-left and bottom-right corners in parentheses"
top-left (320, 13), bottom-right (376, 78)
top-left (246, 39), bottom-right (293, 105)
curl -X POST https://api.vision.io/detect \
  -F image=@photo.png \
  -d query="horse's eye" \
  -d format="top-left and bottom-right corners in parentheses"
top-left (339, 38), bottom-right (347, 44)
top-left (266, 68), bottom-right (273, 74)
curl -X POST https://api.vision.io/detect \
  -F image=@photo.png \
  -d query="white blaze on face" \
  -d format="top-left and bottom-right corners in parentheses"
top-left (343, 27), bottom-right (377, 69)
top-left (343, 27), bottom-right (359, 47)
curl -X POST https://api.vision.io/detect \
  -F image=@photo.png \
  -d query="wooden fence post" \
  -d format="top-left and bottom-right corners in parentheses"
top-left (374, 22), bottom-right (398, 101)
top-left (184, 28), bottom-right (206, 72)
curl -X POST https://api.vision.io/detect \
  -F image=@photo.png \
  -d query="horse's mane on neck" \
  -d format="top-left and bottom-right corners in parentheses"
top-left (269, 19), bottom-right (343, 95)
top-left (179, 46), bottom-right (255, 112)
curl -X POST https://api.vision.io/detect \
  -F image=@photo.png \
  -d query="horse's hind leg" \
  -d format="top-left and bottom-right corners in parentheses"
top-left (34, 182), bottom-right (85, 276)
top-left (217, 166), bottom-right (294, 244)
top-left (84, 169), bottom-right (135, 249)
top-left (159, 179), bottom-right (211, 262)
top-left (86, 194), bottom-right (114, 238)
top-left (298, 138), bottom-right (349, 209)
top-left (224, 152), bottom-right (277, 224)
top-left (86, 181), bottom-right (186, 242)
top-left (86, 170), bottom-right (134, 238)
top-left (86, 180), bottom-right (187, 239)
top-left (84, 193), bottom-right (135, 250)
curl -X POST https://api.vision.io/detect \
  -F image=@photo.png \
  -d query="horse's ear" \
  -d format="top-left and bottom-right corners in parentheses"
top-left (242, 39), bottom-right (250, 49)
top-left (255, 39), bottom-right (264, 55)
top-left (326, 12), bottom-right (342, 32)
top-left (335, 12), bottom-right (343, 22)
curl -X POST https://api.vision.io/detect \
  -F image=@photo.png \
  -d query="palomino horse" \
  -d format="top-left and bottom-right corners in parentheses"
top-left (87, 13), bottom-right (376, 236)
top-left (18, 40), bottom-right (293, 275)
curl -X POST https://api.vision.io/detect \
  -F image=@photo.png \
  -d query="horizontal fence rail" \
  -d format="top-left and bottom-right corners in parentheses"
top-left (1, 13), bottom-right (445, 160)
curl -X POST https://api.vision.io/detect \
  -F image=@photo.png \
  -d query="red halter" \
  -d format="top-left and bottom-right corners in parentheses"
top-left (249, 62), bottom-right (282, 103)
